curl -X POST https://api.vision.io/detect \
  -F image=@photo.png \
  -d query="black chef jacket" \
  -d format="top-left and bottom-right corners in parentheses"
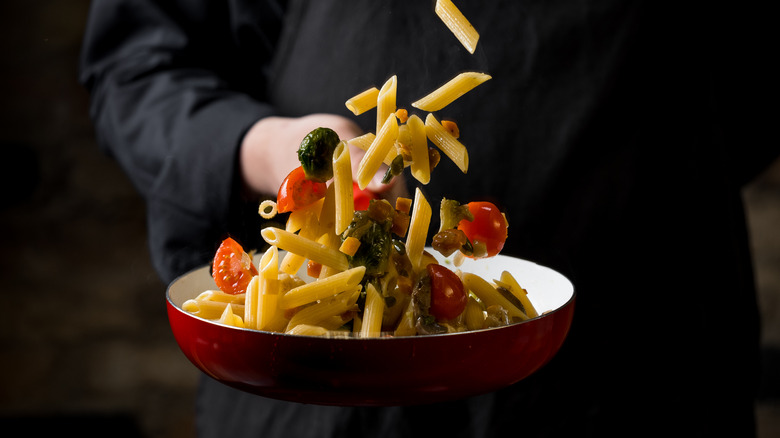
top-left (80, 1), bottom-right (776, 437)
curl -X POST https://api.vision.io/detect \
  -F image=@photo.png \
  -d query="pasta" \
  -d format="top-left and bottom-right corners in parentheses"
top-left (360, 284), bottom-right (384, 338)
top-left (332, 141), bottom-right (355, 235)
top-left (286, 288), bottom-right (360, 332)
top-left (376, 75), bottom-right (397, 134)
top-left (345, 87), bottom-right (380, 115)
top-left (406, 114), bottom-right (430, 184)
top-left (497, 271), bottom-right (538, 318)
top-left (183, 298), bottom-right (245, 320)
top-left (279, 266), bottom-right (366, 309)
top-left (405, 187), bottom-right (432, 269)
top-left (461, 273), bottom-right (528, 320)
top-left (411, 72), bottom-right (491, 112)
top-left (356, 113), bottom-right (399, 190)
top-left (434, 0), bottom-right (480, 54)
top-left (243, 275), bottom-right (260, 329)
top-left (425, 113), bottom-right (469, 173)
top-left (261, 227), bottom-right (349, 272)
top-left (184, 6), bottom-right (550, 338)
top-left (218, 304), bottom-right (245, 328)
top-left (258, 200), bottom-right (278, 219)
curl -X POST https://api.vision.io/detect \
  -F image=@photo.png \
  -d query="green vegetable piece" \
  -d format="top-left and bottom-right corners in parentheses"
top-left (297, 127), bottom-right (341, 182)
top-left (438, 198), bottom-right (474, 232)
top-left (381, 154), bottom-right (405, 184)
top-left (343, 209), bottom-right (393, 278)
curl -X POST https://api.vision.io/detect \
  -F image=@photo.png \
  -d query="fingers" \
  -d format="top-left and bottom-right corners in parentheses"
top-left (239, 112), bottom-right (405, 201)
top-left (240, 114), bottom-right (362, 197)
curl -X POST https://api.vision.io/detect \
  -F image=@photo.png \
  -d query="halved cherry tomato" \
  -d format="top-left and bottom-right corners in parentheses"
top-left (277, 166), bottom-right (328, 213)
top-left (352, 181), bottom-right (378, 211)
top-left (212, 237), bottom-right (258, 294)
top-left (427, 264), bottom-right (467, 320)
top-left (457, 201), bottom-right (508, 258)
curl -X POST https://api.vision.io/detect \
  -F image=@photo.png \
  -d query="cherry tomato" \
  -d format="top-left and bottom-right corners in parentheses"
top-left (427, 264), bottom-right (467, 320)
top-left (277, 166), bottom-right (328, 213)
top-left (212, 237), bottom-right (258, 294)
top-left (457, 201), bottom-right (508, 258)
top-left (352, 181), bottom-right (378, 211)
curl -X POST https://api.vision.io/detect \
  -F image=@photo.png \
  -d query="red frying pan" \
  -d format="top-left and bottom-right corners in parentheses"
top-left (166, 251), bottom-right (575, 406)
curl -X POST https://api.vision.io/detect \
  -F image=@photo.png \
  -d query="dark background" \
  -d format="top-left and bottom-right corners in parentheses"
top-left (0, 2), bottom-right (777, 437)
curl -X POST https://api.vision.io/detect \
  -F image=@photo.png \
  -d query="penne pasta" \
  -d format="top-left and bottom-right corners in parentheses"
top-left (464, 296), bottom-right (485, 331)
top-left (332, 141), bottom-right (355, 235)
top-left (393, 297), bottom-right (416, 337)
top-left (356, 113), bottom-right (399, 190)
top-left (183, 299), bottom-right (245, 320)
top-left (189, 38), bottom-right (544, 338)
top-left (257, 292), bottom-right (288, 332)
top-left (243, 275), bottom-right (260, 329)
top-left (349, 133), bottom-right (396, 167)
top-left (360, 284), bottom-right (384, 338)
top-left (461, 273), bottom-right (528, 320)
top-left (194, 290), bottom-right (245, 304)
top-left (376, 75), bottom-right (397, 134)
top-left (411, 72), bottom-right (491, 112)
top-left (262, 227), bottom-right (349, 272)
top-left (279, 266), bottom-right (366, 309)
top-left (406, 114), bottom-right (431, 184)
top-left (348, 133), bottom-right (376, 150)
top-left (218, 304), bottom-right (245, 328)
top-left (405, 187), bottom-right (432, 269)
top-left (316, 232), bottom-right (343, 279)
top-left (286, 324), bottom-right (329, 337)
top-left (425, 113), bottom-right (469, 173)
top-left (497, 271), bottom-right (538, 318)
top-left (258, 245), bottom-right (280, 280)
top-left (257, 246), bottom-right (288, 331)
top-left (435, 0), bottom-right (480, 54)
top-left (286, 289), bottom-right (359, 332)
top-left (318, 181), bottom-right (337, 233)
top-left (345, 87), bottom-right (380, 115)
top-left (286, 197), bottom-right (323, 233)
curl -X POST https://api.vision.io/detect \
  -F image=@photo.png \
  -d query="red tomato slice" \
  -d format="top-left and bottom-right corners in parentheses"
top-left (277, 166), bottom-right (328, 213)
top-left (352, 181), bottom-right (378, 211)
top-left (427, 264), bottom-right (467, 320)
top-left (457, 201), bottom-right (508, 258)
top-left (212, 237), bottom-right (258, 294)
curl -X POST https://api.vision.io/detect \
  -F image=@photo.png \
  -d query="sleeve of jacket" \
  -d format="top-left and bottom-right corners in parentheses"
top-left (79, 0), bottom-right (285, 282)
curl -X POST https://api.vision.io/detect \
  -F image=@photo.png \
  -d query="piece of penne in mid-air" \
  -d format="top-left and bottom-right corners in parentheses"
top-left (412, 72), bottom-right (491, 112)
top-left (434, 0), bottom-right (480, 54)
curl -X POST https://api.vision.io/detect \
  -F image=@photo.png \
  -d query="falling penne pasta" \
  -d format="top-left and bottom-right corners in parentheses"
top-left (376, 76), bottom-right (397, 134)
top-left (356, 113), bottom-right (399, 190)
top-left (425, 113), bottom-right (469, 173)
top-left (332, 141), bottom-right (355, 235)
top-left (412, 72), bottom-right (491, 112)
top-left (407, 114), bottom-right (431, 184)
top-left (345, 87), bottom-right (379, 115)
top-left (435, 0), bottom-right (480, 54)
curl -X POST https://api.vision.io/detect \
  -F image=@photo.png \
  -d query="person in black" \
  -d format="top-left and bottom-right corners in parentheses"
top-left (80, 1), bottom-right (776, 437)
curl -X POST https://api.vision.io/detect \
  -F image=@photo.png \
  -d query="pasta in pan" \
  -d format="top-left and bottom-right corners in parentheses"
top-left (185, 4), bottom-right (546, 338)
